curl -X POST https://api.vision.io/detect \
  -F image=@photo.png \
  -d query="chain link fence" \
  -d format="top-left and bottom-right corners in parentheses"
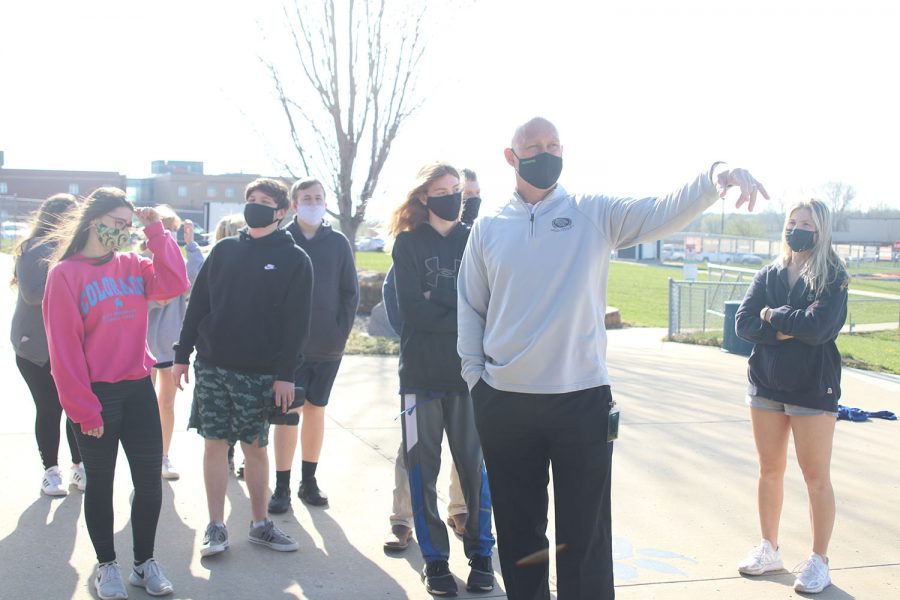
top-left (669, 265), bottom-right (900, 337)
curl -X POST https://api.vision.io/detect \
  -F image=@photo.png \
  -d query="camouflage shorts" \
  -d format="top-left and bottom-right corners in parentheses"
top-left (189, 359), bottom-right (275, 446)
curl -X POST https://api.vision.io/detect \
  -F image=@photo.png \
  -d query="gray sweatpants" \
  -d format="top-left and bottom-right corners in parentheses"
top-left (400, 391), bottom-right (495, 562)
top-left (391, 442), bottom-right (467, 528)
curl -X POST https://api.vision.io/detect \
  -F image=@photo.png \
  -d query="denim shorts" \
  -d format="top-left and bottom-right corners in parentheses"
top-left (746, 395), bottom-right (838, 417)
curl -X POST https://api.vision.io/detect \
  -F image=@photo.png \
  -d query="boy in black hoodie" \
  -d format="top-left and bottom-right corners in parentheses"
top-left (173, 178), bottom-right (313, 558)
top-left (268, 178), bottom-right (359, 513)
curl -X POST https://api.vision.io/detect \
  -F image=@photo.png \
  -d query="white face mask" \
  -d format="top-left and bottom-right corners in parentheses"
top-left (297, 204), bottom-right (326, 226)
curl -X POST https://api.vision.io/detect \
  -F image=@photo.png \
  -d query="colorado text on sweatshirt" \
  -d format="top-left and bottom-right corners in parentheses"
top-left (43, 221), bottom-right (190, 432)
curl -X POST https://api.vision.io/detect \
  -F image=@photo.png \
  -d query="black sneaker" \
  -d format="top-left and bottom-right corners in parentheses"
top-left (268, 485), bottom-right (292, 514)
top-left (422, 560), bottom-right (458, 596)
top-left (466, 554), bottom-right (495, 592)
top-left (298, 478), bottom-right (328, 507)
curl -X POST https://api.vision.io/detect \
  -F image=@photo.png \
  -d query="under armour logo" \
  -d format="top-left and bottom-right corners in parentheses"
top-left (424, 257), bottom-right (461, 289)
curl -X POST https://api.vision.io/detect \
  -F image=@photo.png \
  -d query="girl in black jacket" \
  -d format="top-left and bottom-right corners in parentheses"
top-left (388, 162), bottom-right (495, 596)
top-left (735, 199), bottom-right (848, 595)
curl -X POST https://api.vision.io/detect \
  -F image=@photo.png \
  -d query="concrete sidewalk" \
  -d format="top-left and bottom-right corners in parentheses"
top-left (1, 274), bottom-right (898, 597)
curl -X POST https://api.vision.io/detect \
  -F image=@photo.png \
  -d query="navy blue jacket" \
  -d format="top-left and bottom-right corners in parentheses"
top-left (735, 262), bottom-right (848, 411)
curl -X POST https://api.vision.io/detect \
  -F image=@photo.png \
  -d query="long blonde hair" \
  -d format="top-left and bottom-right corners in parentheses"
top-left (778, 198), bottom-right (847, 298)
top-left (388, 162), bottom-right (459, 237)
top-left (215, 214), bottom-right (246, 242)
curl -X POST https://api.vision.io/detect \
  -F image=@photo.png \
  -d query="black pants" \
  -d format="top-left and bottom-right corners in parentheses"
top-left (72, 378), bottom-right (163, 564)
top-left (16, 355), bottom-right (81, 470)
top-left (472, 380), bottom-right (615, 600)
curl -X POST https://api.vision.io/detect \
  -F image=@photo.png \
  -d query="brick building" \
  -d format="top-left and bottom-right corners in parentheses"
top-left (0, 162), bottom-right (127, 219)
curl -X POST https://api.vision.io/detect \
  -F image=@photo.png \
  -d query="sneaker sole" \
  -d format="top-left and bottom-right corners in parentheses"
top-left (199, 542), bottom-right (229, 557)
top-left (248, 537), bottom-right (299, 552)
top-left (94, 580), bottom-right (128, 600)
top-left (161, 473), bottom-right (180, 481)
top-left (42, 488), bottom-right (68, 497)
top-left (738, 560), bottom-right (783, 576)
top-left (128, 574), bottom-right (173, 596)
top-left (794, 577), bottom-right (831, 593)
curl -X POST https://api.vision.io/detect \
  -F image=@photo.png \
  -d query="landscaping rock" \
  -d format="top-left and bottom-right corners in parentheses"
top-left (605, 306), bottom-right (622, 329)
top-left (367, 302), bottom-right (399, 339)
top-left (357, 270), bottom-right (386, 315)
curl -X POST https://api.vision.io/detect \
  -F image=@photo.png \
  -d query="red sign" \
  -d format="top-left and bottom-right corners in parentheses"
top-left (894, 240), bottom-right (900, 251)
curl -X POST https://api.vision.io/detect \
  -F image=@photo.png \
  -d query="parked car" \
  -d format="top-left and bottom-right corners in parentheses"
top-left (661, 244), bottom-right (685, 261)
top-left (737, 253), bottom-right (764, 265)
top-left (1, 221), bottom-right (30, 239)
top-left (356, 237), bottom-right (385, 252)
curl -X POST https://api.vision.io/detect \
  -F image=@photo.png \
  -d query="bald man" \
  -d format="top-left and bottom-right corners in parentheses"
top-left (457, 117), bottom-right (768, 600)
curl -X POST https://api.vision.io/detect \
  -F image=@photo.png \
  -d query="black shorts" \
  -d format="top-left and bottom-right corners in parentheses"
top-left (293, 359), bottom-right (342, 407)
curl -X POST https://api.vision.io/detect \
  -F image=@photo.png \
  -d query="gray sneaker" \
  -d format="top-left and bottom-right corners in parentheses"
top-left (94, 561), bottom-right (128, 600)
top-left (200, 523), bottom-right (229, 557)
top-left (128, 558), bottom-right (173, 596)
top-left (248, 519), bottom-right (299, 552)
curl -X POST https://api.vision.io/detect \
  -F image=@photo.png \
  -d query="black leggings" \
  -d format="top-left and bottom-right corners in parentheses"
top-left (72, 377), bottom-right (163, 564)
top-left (16, 355), bottom-right (82, 469)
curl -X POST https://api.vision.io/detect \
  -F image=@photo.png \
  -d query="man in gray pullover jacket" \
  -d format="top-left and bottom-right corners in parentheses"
top-left (457, 116), bottom-right (768, 600)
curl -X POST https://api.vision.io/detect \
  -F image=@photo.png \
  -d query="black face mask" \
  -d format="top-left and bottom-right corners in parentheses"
top-left (244, 202), bottom-right (278, 228)
top-left (513, 151), bottom-right (563, 189)
top-left (426, 192), bottom-right (462, 222)
top-left (786, 228), bottom-right (816, 252)
top-left (461, 196), bottom-right (481, 226)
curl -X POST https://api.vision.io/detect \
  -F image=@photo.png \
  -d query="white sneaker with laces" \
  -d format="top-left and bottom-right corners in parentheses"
top-left (41, 466), bottom-right (68, 497)
top-left (161, 456), bottom-right (180, 481)
top-left (794, 553), bottom-right (831, 593)
top-left (70, 463), bottom-right (87, 491)
top-left (737, 539), bottom-right (783, 575)
top-left (128, 558), bottom-right (173, 596)
top-left (95, 561), bottom-right (128, 600)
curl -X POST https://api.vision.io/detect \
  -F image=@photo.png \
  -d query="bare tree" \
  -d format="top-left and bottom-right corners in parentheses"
top-left (263, 0), bottom-right (427, 248)
top-left (818, 181), bottom-right (856, 230)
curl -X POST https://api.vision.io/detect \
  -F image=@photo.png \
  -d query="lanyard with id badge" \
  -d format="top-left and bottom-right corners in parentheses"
top-left (608, 398), bottom-right (620, 442)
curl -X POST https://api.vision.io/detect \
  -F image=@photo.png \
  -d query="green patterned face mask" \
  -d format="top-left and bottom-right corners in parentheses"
top-left (94, 222), bottom-right (131, 251)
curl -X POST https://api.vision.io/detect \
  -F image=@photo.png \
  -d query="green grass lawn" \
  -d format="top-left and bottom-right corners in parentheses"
top-left (837, 329), bottom-right (900, 374)
top-left (606, 261), bottom-right (671, 327)
top-left (355, 250), bottom-right (392, 272)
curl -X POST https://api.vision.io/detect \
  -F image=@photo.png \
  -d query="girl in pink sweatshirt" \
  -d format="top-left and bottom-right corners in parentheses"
top-left (43, 187), bottom-right (188, 599)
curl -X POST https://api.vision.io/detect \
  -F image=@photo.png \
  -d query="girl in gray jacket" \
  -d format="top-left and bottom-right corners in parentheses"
top-left (10, 193), bottom-right (82, 496)
top-left (145, 205), bottom-right (204, 480)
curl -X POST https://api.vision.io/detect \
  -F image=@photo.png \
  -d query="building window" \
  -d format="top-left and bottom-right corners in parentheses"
top-left (178, 185), bottom-right (188, 198)
top-left (0, 182), bottom-right (7, 194)
top-left (207, 186), bottom-right (217, 198)
top-left (68, 183), bottom-right (79, 195)
top-left (224, 187), bottom-right (235, 199)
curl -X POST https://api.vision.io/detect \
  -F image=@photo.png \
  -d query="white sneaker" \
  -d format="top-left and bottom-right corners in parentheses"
top-left (737, 539), bottom-right (783, 575)
top-left (794, 553), bottom-right (831, 593)
top-left (128, 558), bottom-right (173, 596)
top-left (161, 456), bottom-right (180, 481)
top-left (41, 466), bottom-right (68, 497)
top-left (70, 463), bottom-right (87, 491)
top-left (95, 561), bottom-right (128, 600)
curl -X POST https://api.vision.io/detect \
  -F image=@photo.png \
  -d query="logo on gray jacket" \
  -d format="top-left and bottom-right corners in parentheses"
top-left (551, 217), bottom-right (573, 231)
